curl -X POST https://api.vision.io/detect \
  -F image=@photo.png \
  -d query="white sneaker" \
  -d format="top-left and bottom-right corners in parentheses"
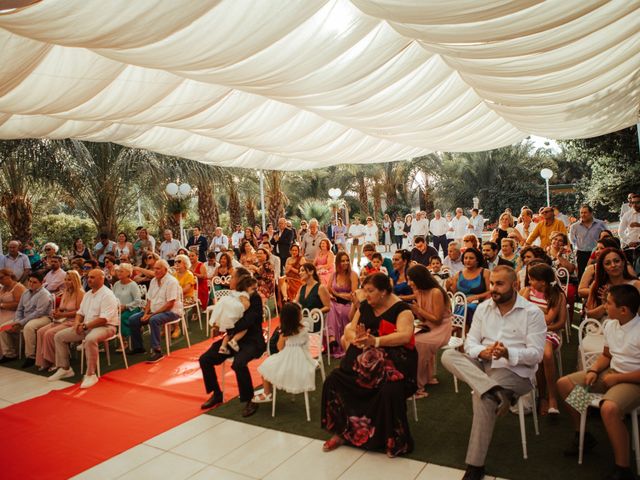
top-left (80, 374), bottom-right (99, 389)
top-left (48, 367), bottom-right (74, 382)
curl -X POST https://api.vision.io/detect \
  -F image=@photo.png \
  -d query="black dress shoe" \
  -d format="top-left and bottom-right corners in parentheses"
top-left (604, 466), bottom-right (637, 480)
top-left (21, 358), bottom-right (35, 369)
top-left (462, 465), bottom-right (485, 480)
top-left (241, 400), bottom-right (258, 417)
top-left (201, 392), bottom-right (223, 410)
top-left (127, 347), bottom-right (146, 355)
top-left (0, 356), bottom-right (17, 364)
top-left (564, 431), bottom-right (597, 457)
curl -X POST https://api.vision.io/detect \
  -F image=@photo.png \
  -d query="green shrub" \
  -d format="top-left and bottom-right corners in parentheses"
top-left (32, 214), bottom-right (97, 254)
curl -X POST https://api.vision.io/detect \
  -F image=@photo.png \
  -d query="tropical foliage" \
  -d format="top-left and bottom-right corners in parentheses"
top-left (0, 125), bottom-right (636, 248)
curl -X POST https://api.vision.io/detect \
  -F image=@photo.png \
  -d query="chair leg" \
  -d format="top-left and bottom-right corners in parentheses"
top-left (325, 327), bottom-right (331, 366)
top-left (105, 340), bottom-right (111, 366)
top-left (578, 409), bottom-right (588, 465)
top-left (454, 375), bottom-right (459, 393)
top-left (221, 361), bottom-right (226, 396)
top-left (197, 302), bottom-right (203, 331)
top-left (412, 396), bottom-right (418, 422)
top-left (80, 343), bottom-right (84, 375)
top-left (304, 391), bottom-right (310, 422)
top-left (97, 353), bottom-right (101, 377)
top-left (318, 356), bottom-right (326, 381)
top-left (632, 409), bottom-right (640, 475)
top-left (272, 387), bottom-right (277, 418)
top-left (531, 391), bottom-right (539, 436)
top-left (182, 316), bottom-right (191, 348)
top-left (165, 324), bottom-right (171, 356)
top-left (518, 397), bottom-right (528, 459)
top-left (119, 334), bottom-right (129, 369)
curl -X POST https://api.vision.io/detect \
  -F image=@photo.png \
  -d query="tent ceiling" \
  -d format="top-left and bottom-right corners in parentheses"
top-left (0, 0), bottom-right (639, 170)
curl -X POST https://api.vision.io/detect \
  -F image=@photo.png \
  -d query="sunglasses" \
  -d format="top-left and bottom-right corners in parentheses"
top-left (146, 256), bottom-right (154, 259)
top-left (82, 266), bottom-right (92, 270)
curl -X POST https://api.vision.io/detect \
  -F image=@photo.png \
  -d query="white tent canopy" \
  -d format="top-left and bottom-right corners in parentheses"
top-left (0, 0), bottom-right (639, 170)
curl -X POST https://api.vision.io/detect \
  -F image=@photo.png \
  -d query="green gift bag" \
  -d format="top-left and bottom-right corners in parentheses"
top-left (566, 384), bottom-right (593, 415)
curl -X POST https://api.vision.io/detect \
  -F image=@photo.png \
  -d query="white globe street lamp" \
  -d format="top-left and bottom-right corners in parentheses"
top-left (540, 168), bottom-right (554, 207)
top-left (328, 188), bottom-right (343, 223)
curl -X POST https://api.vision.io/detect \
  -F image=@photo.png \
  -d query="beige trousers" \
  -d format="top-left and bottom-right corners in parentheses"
top-left (54, 325), bottom-right (115, 375)
top-left (0, 316), bottom-right (51, 358)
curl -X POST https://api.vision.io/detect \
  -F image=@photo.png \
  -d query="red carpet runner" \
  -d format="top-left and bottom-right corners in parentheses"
top-left (0, 340), bottom-right (266, 480)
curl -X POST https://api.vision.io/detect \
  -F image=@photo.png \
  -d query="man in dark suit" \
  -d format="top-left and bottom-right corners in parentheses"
top-left (271, 217), bottom-right (294, 275)
top-left (199, 268), bottom-right (266, 416)
top-left (186, 226), bottom-right (208, 263)
top-left (482, 241), bottom-right (512, 271)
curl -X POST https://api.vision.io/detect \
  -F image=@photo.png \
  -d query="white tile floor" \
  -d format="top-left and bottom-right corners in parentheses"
top-left (1, 366), bottom-right (507, 480)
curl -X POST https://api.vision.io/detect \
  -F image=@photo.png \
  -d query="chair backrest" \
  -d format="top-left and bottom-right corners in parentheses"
top-left (138, 283), bottom-right (147, 299)
top-left (302, 308), bottom-right (324, 360)
top-left (212, 275), bottom-right (231, 288)
top-left (554, 267), bottom-right (570, 295)
top-left (213, 288), bottom-right (235, 304)
top-left (578, 317), bottom-right (604, 370)
top-left (450, 292), bottom-right (467, 341)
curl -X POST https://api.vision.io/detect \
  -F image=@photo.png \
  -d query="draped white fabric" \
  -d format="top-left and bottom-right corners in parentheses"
top-left (0, 0), bottom-right (638, 170)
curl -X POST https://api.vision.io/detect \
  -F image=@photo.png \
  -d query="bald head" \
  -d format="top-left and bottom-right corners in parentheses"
top-left (87, 268), bottom-right (105, 291)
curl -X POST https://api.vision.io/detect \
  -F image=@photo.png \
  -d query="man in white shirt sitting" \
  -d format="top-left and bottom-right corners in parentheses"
top-left (557, 285), bottom-right (640, 480)
top-left (210, 227), bottom-right (229, 254)
top-left (42, 256), bottom-right (66, 294)
top-left (442, 241), bottom-right (464, 276)
top-left (441, 266), bottom-right (546, 480)
top-left (127, 260), bottom-right (183, 363)
top-left (450, 208), bottom-right (470, 242)
top-left (49, 269), bottom-right (119, 388)
top-left (619, 193), bottom-right (640, 266)
top-left (430, 209), bottom-right (449, 257)
top-left (159, 229), bottom-right (182, 264)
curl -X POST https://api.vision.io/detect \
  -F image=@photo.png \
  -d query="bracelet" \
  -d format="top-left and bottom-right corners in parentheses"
top-left (374, 337), bottom-right (380, 348)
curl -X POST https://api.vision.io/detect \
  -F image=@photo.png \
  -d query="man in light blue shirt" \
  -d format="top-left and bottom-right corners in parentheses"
top-left (468, 209), bottom-right (485, 239)
top-left (0, 240), bottom-right (31, 282)
top-left (0, 272), bottom-right (53, 367)
top-left (569, 204), bottom-right (607, 279)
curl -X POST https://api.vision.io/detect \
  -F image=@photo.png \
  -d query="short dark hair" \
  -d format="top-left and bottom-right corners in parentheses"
top-left (483, 241), bottom-right (498, 252)
top-left (362, 243), bottom-right (376, 252)
top-left (429, 256), bottom-right (442, 264)
top-left (414, 236), bottom-right (425, 244)
top-left (608, 284), bottom-right (640, 314)
top-left (371, 252), bottom-right (383, 262)
top-left (362, 272), bottom-right (393, 294)
top-left (29, 272), bottom-right (44, 283)
top-left (472, 208), bottom-right (479, 214)
top-left (84, 259), bottom-right (99, 268)
top-left (462, 247), bottom-right (484, 268)
top-left (579, 204), bottom-right (593, 212)
top-left (100, 232), bottom-right (109, 239)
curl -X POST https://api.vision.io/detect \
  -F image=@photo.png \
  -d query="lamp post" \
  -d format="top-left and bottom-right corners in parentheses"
top-left (328, 188), bottom-right (342, 223)
top-left (165, 180), bottom-right (192, 246)
top-left (472, 197), bottom-right (479, 210)
top-left (258, 170), bottom-right (266, 233)
top-left (540, 168), bottom-right (553, 207)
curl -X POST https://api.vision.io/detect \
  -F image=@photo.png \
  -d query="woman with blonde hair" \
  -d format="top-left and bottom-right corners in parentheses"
top-left (112, 263), bottom-right (143, 348)
top-left (35, 271), bottom-right (84, 371)
top-left (490, 213), bottom-right (514, 251)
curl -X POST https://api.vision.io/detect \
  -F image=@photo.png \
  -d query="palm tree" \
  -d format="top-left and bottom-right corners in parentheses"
top-left (298, 199), bottom-right (332, 227)
top-left (264, 170), bottom-right (288, 226)
top-left (0, 139), bottom-right (57, 242)
top-left (51, 141), bottom-right (159, 238)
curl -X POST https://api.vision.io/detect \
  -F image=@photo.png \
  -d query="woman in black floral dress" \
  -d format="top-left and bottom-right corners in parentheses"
top-left (321, 272), bottom-right (417, 457)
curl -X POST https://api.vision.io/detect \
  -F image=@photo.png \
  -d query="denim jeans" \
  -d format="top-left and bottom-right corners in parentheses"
top-left (129, 310), bottom-right (180, 351)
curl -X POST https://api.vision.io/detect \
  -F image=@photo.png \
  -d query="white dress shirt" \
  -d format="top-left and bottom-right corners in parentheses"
top-left (410, 218), bottom-right (429, 238)
top-left (78, 285), bottom-right (119, 327)
top-left (159, 239), bottom-right (182, 260)
top-left (619, 209), bottom-right (640, 247)
top-left (469, 215), bottom-right (484, 238)
top-left (231, 231), bottom-right (244, 248)
top-left (604, 315), bottom-right (640, 374)
top-left (363, 224), bottom-right (379, 243)
top-left (465, 294), bottom-right (546, 379)
top-left (430, 217), bottom-right (449, 237)
top-left (451, 215), bottom-right (470, 240)
top-left (393, 220), bottom-right (404, 236)
top-left (442, 256), bottom-right (463, 275)
top-left (147, 274), bottom-right (182, 315)
top-left (210, 234), bottom-right (229, 252)
top-left (515, 222), bottom-right (539, 246)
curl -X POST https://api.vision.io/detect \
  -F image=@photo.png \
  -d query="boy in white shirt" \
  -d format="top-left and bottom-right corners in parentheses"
top-left (557, 284), bottom-right (640, 480)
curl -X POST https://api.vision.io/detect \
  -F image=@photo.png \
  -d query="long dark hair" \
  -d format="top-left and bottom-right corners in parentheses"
top-left (591, 247), bottom-right (636, 305)
top-left (527, 263), bottom-right (564, 309)
top-left (462, 247), bottom-right (484, 269)
top-left (300, 263), bottom-right (320, 283)
top-left (407, 264), bottom-right (449, 308)
top-left (335, 251), bottom-right (351, 275)
top-left (280, 302), bottom-right (303, 337)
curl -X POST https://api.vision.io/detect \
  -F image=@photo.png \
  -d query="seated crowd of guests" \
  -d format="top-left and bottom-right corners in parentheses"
top-left (1, 198), bottom-right (639, 480)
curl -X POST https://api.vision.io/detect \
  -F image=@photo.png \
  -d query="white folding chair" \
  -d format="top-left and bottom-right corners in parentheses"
top-left (184, 296), bottom-right (202, 331)
top-left (441, 292), bottom-right (467, 393)
top-left (554, 266), bottom-right (571, 343)
top-left (163, 290), bottom-right (191, 356)
top-left (205, 287), bottom-right (234, 337)
top-left (138, 284), bottom-right (147, 300)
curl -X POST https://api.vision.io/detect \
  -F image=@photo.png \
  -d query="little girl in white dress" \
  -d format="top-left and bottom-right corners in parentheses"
top-left (209, 276), bottom-right (257, 354)
top-left (253, 302), bottom-right (317, 402)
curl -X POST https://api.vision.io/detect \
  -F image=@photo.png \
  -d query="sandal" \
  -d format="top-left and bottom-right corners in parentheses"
top-left (252, 392), bottom-right (272, 403)
top-left (427, 378), bottom-right (439, 385)
top-left (322, 435), bottom-right (344, 452)
top-left (414, 390), bottom-right (429, 399)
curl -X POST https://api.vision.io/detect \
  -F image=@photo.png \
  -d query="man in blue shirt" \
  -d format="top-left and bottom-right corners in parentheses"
top-left (569, 205), bottom-right (607, 279)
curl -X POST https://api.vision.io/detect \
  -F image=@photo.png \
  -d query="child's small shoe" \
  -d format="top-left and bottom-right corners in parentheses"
top-left (218, 345), bottom-right (229, 354)
top-left (228, 339), bottom-right (240, 352)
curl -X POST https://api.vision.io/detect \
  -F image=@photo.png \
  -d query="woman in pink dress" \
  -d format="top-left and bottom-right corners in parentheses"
top-left (407, 264), bottom-right (451, 398)
top-left (326, 251), bottom-right (359, 358)
top-left (314, 239), bottom-right (335, 286)
top-left (36, 271), bottom-right (84, 370)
